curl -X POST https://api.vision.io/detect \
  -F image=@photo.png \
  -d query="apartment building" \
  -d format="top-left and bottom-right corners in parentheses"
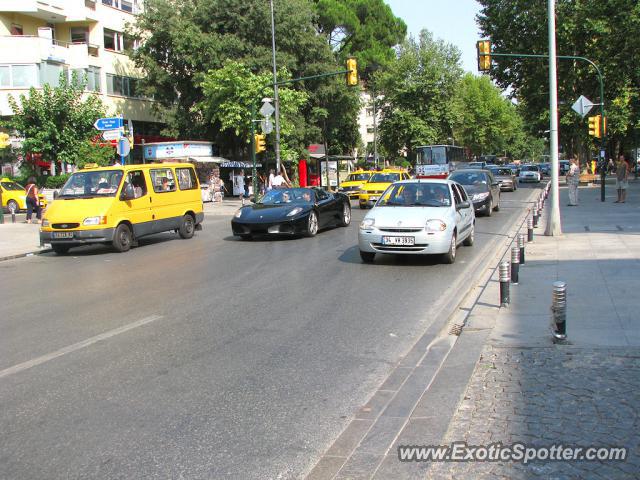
top-left (357, 91), bottom-right (381, 163)
top-left (0, 0), bottom-right (168, 168)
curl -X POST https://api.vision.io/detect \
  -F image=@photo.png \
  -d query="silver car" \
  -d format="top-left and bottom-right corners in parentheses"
top-left (358, 179), bottom-right (475, 264)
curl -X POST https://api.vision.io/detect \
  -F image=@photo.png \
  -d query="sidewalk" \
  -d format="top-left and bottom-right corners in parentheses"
top-left (0, 199), bottom-right (242, 261)
top-left (428, 181), bottom-right (640, 479)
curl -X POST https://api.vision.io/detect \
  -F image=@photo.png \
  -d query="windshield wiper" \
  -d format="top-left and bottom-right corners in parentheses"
top-left (415, 201), bottom-right (447, 207)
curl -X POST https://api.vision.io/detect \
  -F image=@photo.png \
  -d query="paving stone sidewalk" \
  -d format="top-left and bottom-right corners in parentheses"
top-left (428, 182), bottom-right (640, 479)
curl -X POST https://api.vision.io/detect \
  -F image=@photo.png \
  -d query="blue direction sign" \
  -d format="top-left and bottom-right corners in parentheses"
top-left (94, 117), bottom-right (123, 131)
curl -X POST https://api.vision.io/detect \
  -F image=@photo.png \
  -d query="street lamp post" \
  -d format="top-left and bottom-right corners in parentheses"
top-left (545, 0), bottom-right (562, 236)
top-left (269, 0), bottom-right (282, 175)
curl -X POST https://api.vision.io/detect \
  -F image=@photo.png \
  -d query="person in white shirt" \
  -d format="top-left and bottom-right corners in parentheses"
top-left (267, 169), bottom-right (275, 191)
top-left (236, 169), bottom-right (246, 204)
top-left (272, 169), bottom-right (289, 189)
top-left (567, 157), bottom-right (579, 206)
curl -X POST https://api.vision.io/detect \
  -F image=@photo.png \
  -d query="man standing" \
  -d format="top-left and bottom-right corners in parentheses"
top-left (272, 168), bottom-right (290, 189)
top-left (615, 154), bottom-right (629, 203)
top-left (567, 157), bottom-right (579, 206)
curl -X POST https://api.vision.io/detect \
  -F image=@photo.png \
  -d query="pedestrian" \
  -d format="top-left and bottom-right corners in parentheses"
top-left (267, 168), bottom-right (275, 191)
top-left (258, 171), bottom-right (267, 195)
top-left (566, 157), bottom-right (579, 206)
top-left (272, 168), bottom-right (289, 189)
top-left (236, 169), bottom-right (245, 205)
top-left (614, 154), bottom-right (629, 203)
top-left (24, 176), bottom-right (42, 223)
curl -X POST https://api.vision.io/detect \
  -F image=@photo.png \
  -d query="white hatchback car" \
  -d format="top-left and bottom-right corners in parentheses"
top-left (519, 165), bottom-right (542, 183)
top-left (358, 179), bottom-right (475, 264)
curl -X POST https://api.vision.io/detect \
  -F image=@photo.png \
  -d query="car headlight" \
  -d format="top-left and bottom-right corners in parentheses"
top-left (360, 217), bottom-right (375, 230)
top-left (287, 207), bottom-right (303, 217)
top-left (234, 208), bottom-right (243, 218)
top-left (472, 192), bottom-right (490, 201)
top-left (426, 219), bottom-right (447, 233)
top-left (42, 219), bottom-right (50, 227)
top-left (82, 216), bottom-right (107, 226)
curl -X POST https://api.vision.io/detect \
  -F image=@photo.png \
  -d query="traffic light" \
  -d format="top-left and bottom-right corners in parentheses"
top-left (346, 57), bottom-right (358, 86)
top-left (255, 134), bottom-right (266, 153)
top-left (476, 40), bottom-right (491, 72)
top-left (588, 115), bottom-right (601, 138)
top-left (0, 132), bottom-right (9, 149)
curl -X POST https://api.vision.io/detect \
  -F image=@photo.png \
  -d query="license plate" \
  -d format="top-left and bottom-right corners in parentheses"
top-left (52, 232), bottom-right (74, 239)
top-left (382, 236), bottom-right (415, 246)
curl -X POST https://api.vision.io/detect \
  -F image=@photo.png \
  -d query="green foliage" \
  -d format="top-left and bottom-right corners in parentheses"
top-left (74, 142), bottom-right (115, 168)
top-left (198, 61), bottom-right (308, 160)
top-left (477, 0), bottom-right (640, 155)
top-left (44, 174), bottom-right (71, 189)
top-left (376, 31), bottom-right (464, 159)
top-left (4, 73), bottom-right (107, 166)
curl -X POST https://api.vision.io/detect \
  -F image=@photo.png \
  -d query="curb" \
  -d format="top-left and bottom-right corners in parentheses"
top-left (0, 247), bottom-right (51, 262)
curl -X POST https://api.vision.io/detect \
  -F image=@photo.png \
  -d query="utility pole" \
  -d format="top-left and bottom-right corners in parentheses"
top-left (545, 0), bottom-right (562, 236)
top-left (269, 0), bottom-right (282, 175)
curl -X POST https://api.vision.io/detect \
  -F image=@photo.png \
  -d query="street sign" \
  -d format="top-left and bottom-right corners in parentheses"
top-left (102, 129), bottom-right (122, 141)
top-left (127, 119), bottom-right (134, 147)
top-left (259, 101), bottom-right (275, 118)
top-left (261, 117), bottom-right (274, 134)
top-left (572, 95), bottom-right (594, 118)
top-left (117, 137), bottom-right (131, 157)
top-left (94, 117), bottom-right (123, 131)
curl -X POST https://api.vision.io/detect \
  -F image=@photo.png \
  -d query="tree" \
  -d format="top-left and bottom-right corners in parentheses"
top-left (375, 31), bottom-right (464, 162)
top-left (4, 74), bottom-right (111, 172)
top-left (198, 61), bottom-right (308, 161)
top-left (477, 0), bottom-right (640, 157)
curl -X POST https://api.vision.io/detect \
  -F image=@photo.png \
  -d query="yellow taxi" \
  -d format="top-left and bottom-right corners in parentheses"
top-left (358, 169), bottom-right (411, 209)
top-left (0, 177), bottom-right (47, 212)
top-left (338, 170), bottom-right (374, 199)
top-left (40, 163), bottom-right (203, 254)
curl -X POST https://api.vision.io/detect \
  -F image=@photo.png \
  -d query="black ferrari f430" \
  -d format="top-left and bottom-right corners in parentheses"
top-left (231, 187), bottom-right (351, 239)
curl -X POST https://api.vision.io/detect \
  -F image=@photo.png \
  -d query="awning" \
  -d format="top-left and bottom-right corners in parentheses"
top-left (188, 156), bottom-right (227, 163)
top-left (220, 161), bottom-right (262, 168)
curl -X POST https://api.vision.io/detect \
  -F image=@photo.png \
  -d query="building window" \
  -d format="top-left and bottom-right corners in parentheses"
top-left (102, 0), bottom-right (137, 13)
top-left (72, 66), bottom-right (101, 92)
top-left (39, 62), bottom-right (68, 87)
top-left (106, 73), bottom-right (142, 98)
top-left (0, 66), bottom-right (10, 87)
top-left (11, 65), bottom-right (39, 87)
top-left (120, 0), bottom-right (133, 12)
top-left (103, 28), bottom-right (124, 51)
top-left (10, 24), bottom-right (23, 36)
top-left (70, 27), bottom-right (89, 44)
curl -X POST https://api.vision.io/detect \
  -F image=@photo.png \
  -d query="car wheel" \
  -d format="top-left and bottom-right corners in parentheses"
top-left (52, 244), bottom-right (70, 255)
top-left (463, 223), bottom-right (474, 246)
top-left (338, 203), bottom-right (351, 227)
top-left (443, 233), bottom-right (457, 264)
top-left (7, 199), bottom-right (19, 212)
top-left (494, 194), bottom-right (500, 211)
top-left (485, 197), bottom-right (493, 217)
top-left (305, 211), bottom-right (318, 237)
top-left (178, 214), bottom-right (195, 239)
top-left (360, 251), bottom-right (375, 263)
top-left (112, 223), bottom-right (133, 252)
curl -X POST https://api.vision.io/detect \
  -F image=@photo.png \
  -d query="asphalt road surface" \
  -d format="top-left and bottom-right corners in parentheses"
top-left (0, 184), bottom-right (540, 479)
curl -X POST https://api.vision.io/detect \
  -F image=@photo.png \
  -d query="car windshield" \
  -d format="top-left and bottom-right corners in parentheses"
top-left (259, 188), bottom-right (314, 205)
top-left (347, 173), bottom-right (370, 182)
top-left (493, 168), bottom-right (514, 176)
top-left (59, 170), bottom-right (124, 198)
top-left (469, 162), bottom-right (484, 168)
top-left (377, 183), bottom-right (451, 207)
top-left (522, 166), bottom-right (539, 172)
top-left (369, 173), bottom-right (400, 183)
top-left (1, 181), bottom-right (23, 191)
top-left (449, 172), bottom-right (488, 186)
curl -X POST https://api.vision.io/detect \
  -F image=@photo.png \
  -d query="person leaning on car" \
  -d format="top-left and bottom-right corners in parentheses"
top-left (24, 176), bottom-right (42, 223)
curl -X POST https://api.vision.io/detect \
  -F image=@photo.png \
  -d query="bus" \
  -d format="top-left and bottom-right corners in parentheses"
top-left (414, 145), bottom-right (467, 178)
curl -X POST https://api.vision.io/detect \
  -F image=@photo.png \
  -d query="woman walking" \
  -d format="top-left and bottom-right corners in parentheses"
top-left (615, 154), bottom-right (629, 203)
top-left (25, 176), bottom-right (41, 223)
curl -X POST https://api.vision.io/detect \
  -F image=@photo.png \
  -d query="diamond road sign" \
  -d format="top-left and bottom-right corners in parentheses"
top-left (94, 117), bottom-right (123, 131)
top-left (261, 117), bottom-right (274, 134)
top-left (572, 95), bottom-right (594, 118)
top-left (259, 101), bottom-right (275, 118)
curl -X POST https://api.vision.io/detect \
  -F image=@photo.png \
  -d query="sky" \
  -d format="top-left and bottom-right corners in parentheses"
top-left (385, 0), bottom-right (483, 74)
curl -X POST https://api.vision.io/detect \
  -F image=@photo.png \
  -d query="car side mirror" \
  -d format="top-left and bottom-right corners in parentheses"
top-left (457, 201), bottom-right (470, 211)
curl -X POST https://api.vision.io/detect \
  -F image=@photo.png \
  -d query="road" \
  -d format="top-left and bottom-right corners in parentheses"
top-left (0, 185), bottom-right (540, 479)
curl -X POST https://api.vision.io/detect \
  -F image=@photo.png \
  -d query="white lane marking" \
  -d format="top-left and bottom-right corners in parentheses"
top-left (0, 314), bottom-right (163, 379)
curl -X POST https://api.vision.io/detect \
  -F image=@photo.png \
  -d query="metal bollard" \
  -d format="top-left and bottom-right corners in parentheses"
top-left (533, 207), bottom-right (539, 228)
top-left (518, 233), bottom-right (526, 265)
top-left (499, 261), bottom-right (510, 306)
top-left (511, 245), bottom-right (520, 284)
top-left (527, 217), bottom-right (534, 242)
top-left (9, 204), bottom-right (16, 223)
top-left (551, 281), bottom-right (567, 340)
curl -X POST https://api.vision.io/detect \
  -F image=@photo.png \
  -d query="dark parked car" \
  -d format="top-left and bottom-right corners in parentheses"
top-left (488, 166), bottom-right (518, 191)
top-left (231, 187), bottom-right (351, 239)
top-left (539, 163), bottom-right (551, 176)
top-left (448, 169), bottom-right (501, 216)
top-left (559, 160), bottom-right (570, 175)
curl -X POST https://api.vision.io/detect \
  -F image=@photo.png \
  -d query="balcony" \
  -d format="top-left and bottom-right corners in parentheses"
top-left (0, 36), bottom-right (99, 68)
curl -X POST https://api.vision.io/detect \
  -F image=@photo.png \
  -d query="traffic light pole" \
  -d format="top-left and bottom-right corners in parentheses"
top-left (250, 104), bottom-right (257, 201)
top-left (486, 51), bottom-right (606, 202)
